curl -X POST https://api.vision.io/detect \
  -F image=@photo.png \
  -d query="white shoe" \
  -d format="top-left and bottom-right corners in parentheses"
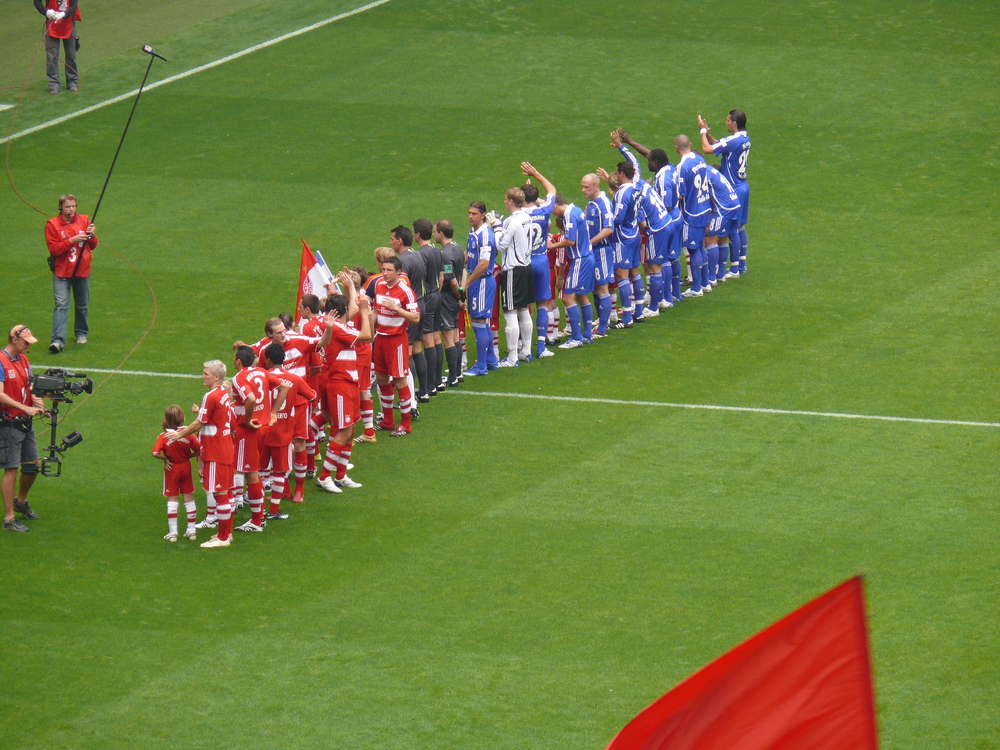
top-left (609, 311), bottom-right (619, 323)
top-left (497, 359), bottom-right (518, 368)
top-left (335, 475), bottom-right (363, 489)
top-left (703, 283), bottom-right (713, 293)
top-left (537, 349), bottom-right (555, 358)
top-left (184, 529), bottom-right (197, 540)
top-left (195, 517), bottom-right (217, 529)
top-left (235, 520), bottom-right (264, 532)
top-left (163, 532), bottom-right (177, 542)
top-left (643, 293), bottom-right (651, 306)
top-left (315, 476), bottom-right (343, 493)
top-left (76, 336), bottom-right (87, 345)
top-left (641, 308), bottom-right (660, 318)
top-left (681, 288), bottom-right (703, 298)
top-left (200, 535), bottom-right (231, 548)
top-left (724, 270), bottom-right (740, 280)
top-left (658, 300), bottom-right (674, 310)
top-left (558, 339), bottom-right (583, 349)
top-left (518, 351), bottom-right (532, 362)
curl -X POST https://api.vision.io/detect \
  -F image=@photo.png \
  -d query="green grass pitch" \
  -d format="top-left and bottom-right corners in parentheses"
top-left (1, 1), bottom-right (998, 748)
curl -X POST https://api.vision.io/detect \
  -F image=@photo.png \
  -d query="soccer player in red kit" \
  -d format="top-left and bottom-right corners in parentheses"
top-left (316, 289), bottom-right (373, 493)
top-left (168, 360), bottom-right (236, 549)
top-left (371, 256), bottom-right (420, 436)
top-left (259, 343), bottom-right (316, 519)
top-left (231, 346), bottom-right (290, 532)
top-left (152, 405), bottom-right (201, 541)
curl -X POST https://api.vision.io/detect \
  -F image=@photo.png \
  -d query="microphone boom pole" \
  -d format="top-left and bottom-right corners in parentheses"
top-left (90, 46), bottom-right (167, 225)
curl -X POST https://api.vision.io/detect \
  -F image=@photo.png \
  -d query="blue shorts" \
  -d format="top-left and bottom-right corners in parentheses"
top-left (468, 275), bottom-right (496, 320)
top-left (593, 244), bottom-right (614, 286)
top-left (614, 236), bottom-right (641, 270)
top-left (735, 181), bottom-right (750, 226)
top-left (531, 255), bottom-right (551, 303)
top-left (681, 223), bottom-right (706, 251)
top-left (563, 254), bottom-right (595, 296)
top-left (707, 214), bottom-right (738, 239)
top-left (647, 227), bottom-right (671, 264)
top-left (666, 220), bottom-right (682, 261)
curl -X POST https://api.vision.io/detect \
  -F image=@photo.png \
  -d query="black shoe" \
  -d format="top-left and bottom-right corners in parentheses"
top-left (417, 393), bottom-right (430, 404)
top-left (411, 407), bottom-right (420, 419)
top-left (612, 320), bottom-right (633, 330)
top-left (3, 518), bottom-right (28, 532)
top-left (264, 511), bottom-right (289, 521)
top-left (49, 341), bottom-right (63, 353)
top-left (14, 500), bottom-right (38, 520)
top-left (446, 379), bottom-right (460, 388)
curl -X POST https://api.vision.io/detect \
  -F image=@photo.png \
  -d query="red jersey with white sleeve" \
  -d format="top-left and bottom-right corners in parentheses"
top-left (153, 432), bottom-right (200, 463)
top-left (322, 321), bottom-right (361, 384)
top-left (232, 366), bottom-right (291, 428)
top-left (373, 277), bottom-right (419, 336)
top-left (0, 348), bottom-right (32, 420)
top-left (263, 370), bottom-right (316, 447)
top-left (196, 386), bottom-right (234, 465)
top-left (45, 212), bottom-right (98, 278)
top-left (153, 432), bottom-right (200, 497)
top-left (251, 331), bottom-right (322, 379)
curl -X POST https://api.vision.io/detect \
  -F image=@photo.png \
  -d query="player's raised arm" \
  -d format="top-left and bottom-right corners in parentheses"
top-left (521, 162), bottom-right (556, 197)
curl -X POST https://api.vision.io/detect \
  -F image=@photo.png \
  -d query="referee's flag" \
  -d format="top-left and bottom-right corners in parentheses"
top-left (605, 576), bottom-right (878, 750)
top-left (296, 239), bottom-right (335, 325)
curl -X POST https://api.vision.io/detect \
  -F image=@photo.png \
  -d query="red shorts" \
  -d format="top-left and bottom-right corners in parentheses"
top-left (202, 461), bottom-right (234, 495)
top-left (234, 424), bottom-right (267, 473)
top-left (163, 461), bottom-right (195, 497)
top-left (374, 333), bottom-right (410, 379)
top-left (326, 378), bottom-right (360, 432)
top-left (293, 404), bottom-right (310, 441)
top-left (262, 443), bottom-right (292, 474)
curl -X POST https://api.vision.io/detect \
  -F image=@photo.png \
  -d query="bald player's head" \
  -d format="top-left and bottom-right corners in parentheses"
top-left (675, 134), bottom-right (691, 153)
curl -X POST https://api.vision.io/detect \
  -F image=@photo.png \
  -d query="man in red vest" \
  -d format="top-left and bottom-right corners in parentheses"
top-left (34, 1), bottom-right (83, 94)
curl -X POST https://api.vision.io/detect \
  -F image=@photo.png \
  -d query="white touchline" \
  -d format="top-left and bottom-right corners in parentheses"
top-left (76, 368), bottom-right (999, 429)
top-left (0, 0), bottom-right (395, 146)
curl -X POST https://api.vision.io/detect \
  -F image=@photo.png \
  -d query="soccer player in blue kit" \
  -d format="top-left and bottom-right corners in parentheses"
top-left (597, 158), bottom-right (642, 327)
top-left (617, 129), bottom-right (683, 306)
top-left (704, 165), bottom-right (742, 285)
top-left (461, 202), bottom-right (499, 377)
top-left (614, 134), bottom-right (677, 316)
top-left (518, 162), bottom-right (558, 360)
top-left (699, 110), bottom-right (750, 276)
top-left (582, 173), bottom-right (615, 337)
top-left (674, 134), bottom-right (712, 298)
top-left (549, 195), bottom-right (595, 348)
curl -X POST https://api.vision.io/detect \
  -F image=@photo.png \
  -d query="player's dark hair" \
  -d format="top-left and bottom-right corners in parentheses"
top-left (381, 255), bottom-right (403, 271)
top-left (521, 183), bottom-right (539, 203)
top-left (162, 404), bottom-right (185, 431)
top-left (278, 312), bottom-right (294, 330)
top-left (234, 345), bottom-right (256, 368)
top-left (412, 219), bottom-right (433, 241)
top-left (263, 342), bottom-right (285, 367)
top-left (648, 148), bottom-right (670, 168)
top-left (392, 225), bottom-right (414, 247)
top-left (326, 294), bottom-right (348, 317)
top-left (470, 201), bottom-right (487, 214)
top-left (352, 265), bottom-right (370, 287)
top-left (434, 219), bottom-right (454, 239)
top-left (616, 161), bottom-right (635, 180)
top-left (729, 109), bottom-right (747, 129)
top-left (554, 193), bottom-right (568, 206)
top-left (301, 294), bottom-right (320, 314)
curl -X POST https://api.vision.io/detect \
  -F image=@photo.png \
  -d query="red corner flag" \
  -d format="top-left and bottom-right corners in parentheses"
top-left (605, 577), bottom-right (878, 750)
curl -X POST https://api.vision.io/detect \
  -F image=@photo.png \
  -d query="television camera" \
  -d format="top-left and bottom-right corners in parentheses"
top-left (29, 368), bottom-right (92, 477)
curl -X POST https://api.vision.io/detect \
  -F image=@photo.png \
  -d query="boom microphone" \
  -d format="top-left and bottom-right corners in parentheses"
top-left (141, 45), bottom-right (167, 62)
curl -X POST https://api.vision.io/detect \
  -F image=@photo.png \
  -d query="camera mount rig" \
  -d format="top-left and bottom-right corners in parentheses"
top-left (29, 368), bottom-right (92, 477)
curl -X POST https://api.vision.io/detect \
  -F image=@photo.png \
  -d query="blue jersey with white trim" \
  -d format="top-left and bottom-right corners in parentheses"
top-left (611, 182), bottom-right (640, 241)
top-left (711, 131), bottom-right (750, 186)
top-left (524, 195), bottom-right (555, 258)
top-left (676, 151), bottom-right (712, 227)
top-left (586, 194), bottom-right (613, 249)
top-left (654, 164), bottom-right (679, 212)
top-left (562, 204), bottom-right (592, 261)
top-left (706, 167), bottom-right (742, 221)
top-left (636, 182), bottom-right (671, 233)
top-left (466, 224), bottom-right (497, 275)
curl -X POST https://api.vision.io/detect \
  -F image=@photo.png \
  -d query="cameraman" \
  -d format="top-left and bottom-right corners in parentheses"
top-left (1, 326), bottom-right (46, 532)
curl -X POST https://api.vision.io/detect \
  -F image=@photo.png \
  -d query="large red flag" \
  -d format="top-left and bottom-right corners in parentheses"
top-left (605, 577), bottom-right (878, 750)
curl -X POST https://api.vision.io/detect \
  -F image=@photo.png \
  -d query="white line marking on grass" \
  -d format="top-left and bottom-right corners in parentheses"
top-left (449, 390), bottom-right (1000, 430)
top-left (73, 367), bottom-right (1000, 429)
top-left (1, 0), bottom-right (395, 145)
top-left (80, 367), bottom-right (199, 379)
top-left (0, 104), bottom-right (14, 112)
